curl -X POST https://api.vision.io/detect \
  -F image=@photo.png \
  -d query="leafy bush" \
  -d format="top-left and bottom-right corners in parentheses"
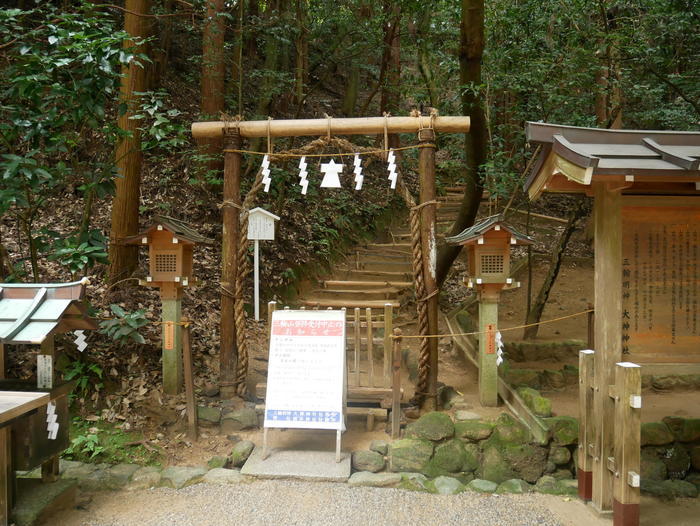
top-left (99, 305), bottom-right (149, 346)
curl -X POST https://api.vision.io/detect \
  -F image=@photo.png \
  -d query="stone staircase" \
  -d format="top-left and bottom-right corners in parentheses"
top-left (297, 185), bottom-right (467, 310)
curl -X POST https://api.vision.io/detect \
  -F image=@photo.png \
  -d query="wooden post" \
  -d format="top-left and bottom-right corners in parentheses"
top-left (391, 328), bottom-right (402, 439)
top-left (592, 183), bottom-right (623, 513)
top-left (383, 303), bottom-right (393, 388)
top-left (366, 308), bottom-right (374, 387)
top-left (578, 349), bottom-right (595, 501)
top-left (161, 283), bottom-right (183, 394)
top-left (267, 301), bottom-right (277, 339)
top-left (182, 319), bottom-right (198, 441)
top-left (613, 362), bottom-right (641, 526)
top-left (220, 126), bottom-right (242, 398)
top-left (418, 127), bottom-right (439, 410)
top-left (587, 303), bottom-right (595, 349)
top-left (39, 335), bottom-right (60, 481)
top-left (354, 308), bottom-right (361, 386)
top-left (477, 285), bottom-right (500, 407)
top-left (0, 343), bottom-right (4, 380)
top-left (0, 426), bottom-right (10, 526)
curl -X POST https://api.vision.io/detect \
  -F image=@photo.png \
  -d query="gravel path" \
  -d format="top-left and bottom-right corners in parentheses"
top-left (49, 479), bottom-right (580, 526)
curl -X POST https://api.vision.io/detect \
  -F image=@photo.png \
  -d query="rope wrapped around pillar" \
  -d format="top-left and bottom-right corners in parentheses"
top-left (233, 167), bottom-right (265, 396)
top-left (396, 180), bottom-right (430, 405)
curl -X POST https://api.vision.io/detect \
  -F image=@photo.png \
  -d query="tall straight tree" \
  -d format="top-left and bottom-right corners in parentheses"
top-left (200, 0), bottom-right (226, 176)
top-left (435, 0), bottom-right (487, 286)
top-left (108, 0), bottom-right (151, 284)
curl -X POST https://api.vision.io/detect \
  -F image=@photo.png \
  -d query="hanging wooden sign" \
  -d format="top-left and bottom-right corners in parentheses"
top-left (164, 321), bottom-right (175, 350)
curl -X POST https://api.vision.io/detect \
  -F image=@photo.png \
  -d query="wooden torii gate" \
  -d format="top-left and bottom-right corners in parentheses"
top-left (191, 115), bottom-right (470, 404)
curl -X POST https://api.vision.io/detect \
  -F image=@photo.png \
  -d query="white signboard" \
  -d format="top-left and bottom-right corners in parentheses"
top-left (37, 355), bottom-right (53, 389)
top-left (247, 207), bottom-right (279, 241)
top-left (264, 309), bottom-right (346, 430)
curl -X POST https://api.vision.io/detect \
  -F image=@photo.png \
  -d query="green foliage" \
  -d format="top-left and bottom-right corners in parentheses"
top-left (64, 358), bottom-right (104, 400)
top-left (99, 305), bottom-right (149, 346)
top-left (65, 418), bottom-right (161, 465)
top-left (47, 230), bottom-right (109, 277)
top-left (131, 90), bottom-right (189, 152)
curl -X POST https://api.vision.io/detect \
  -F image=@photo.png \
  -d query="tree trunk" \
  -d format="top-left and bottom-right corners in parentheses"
top-left (523, 199), bottom-right (587, 339)
top-left (108, 0), bottom-right (150, 285)
top-left (416, 9), bottom-right (437, 107)
top-left (435, 0), bottom-right (487, 287)
top-left (151, 0), bottom-right (175, 89)
top-left (200, 0), bottom-right (226, 176)
top-left (231, 0), bottom-right (245, 112)
top-left (294, 0), bottom-right (308, 105)
top-left (379, 3), bottom-right (401, 117)
top-left (255, 1), bottom-right (281, 116)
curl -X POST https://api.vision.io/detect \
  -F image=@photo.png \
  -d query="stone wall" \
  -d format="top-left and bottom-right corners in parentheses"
top-left (640, 417), bottom-right (700, 498)
top-left (351, 411), bottom-right (579, 495)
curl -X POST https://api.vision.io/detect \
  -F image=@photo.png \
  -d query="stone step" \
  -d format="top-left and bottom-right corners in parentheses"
top-left (323, 280), bottom-right (412, 290)
top-left (341, 269), bottom-right (413, 281)
top-left (299, 298), bottom-right (401, 309)
top-left (353, 261), bottom-right (413, 272)
top-left (365, 242), bottom-right (412, 251)
top-left (310, 288), bottom-right (402, 301)
top-left (351, 251), bottom-right (411, 262)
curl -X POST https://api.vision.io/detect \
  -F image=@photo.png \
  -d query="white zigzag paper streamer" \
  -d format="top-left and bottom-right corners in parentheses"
top-left (353, 154), bottom-right (363, 190)
top-left (495, 331), bottom-right (504, 366)
top-left (261, 154), bottom-right (272, 192)
top-left (74, 330), bottom-right (87, 352)
top-left (387, 149), bottom-right (397, 189)
top-left (298, 156), bottom-right (309, 195)
top-left (46, 401), bottom-right (58, 440)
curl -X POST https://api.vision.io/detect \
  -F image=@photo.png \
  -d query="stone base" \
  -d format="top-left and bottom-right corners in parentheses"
top-left (241, 447), bottom-right (351, 482)
top-left (12, 478), bottom-right (77, 526)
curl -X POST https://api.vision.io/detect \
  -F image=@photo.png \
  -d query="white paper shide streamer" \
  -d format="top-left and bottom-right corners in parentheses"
top-left (74, 330), bottom-right (87, 352)
top-left (495, 331), bottom-right (504, 366)
top-left (387, 149), bottom-right (397, 189)
top-left (46, 401), bottom-right (59, 440)
top-left (261, 154), bottom-right (272, 192)
top-left (298, 156), bottom-right (309, 195)
top-left (320, 159), bottom-right (343, 188)
top-left (353, 154), bottom-right (364, 190)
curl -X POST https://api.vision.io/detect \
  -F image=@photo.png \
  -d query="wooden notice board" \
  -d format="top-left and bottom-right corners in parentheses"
top-left (621, 196), bottom-right (700, 363)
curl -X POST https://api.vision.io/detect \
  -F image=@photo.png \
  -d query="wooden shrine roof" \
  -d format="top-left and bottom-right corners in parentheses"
top-left (444, 214), bottom-right (534, 246)
top-left (0, 279), bottom-right (96, 345)
top-left (523, 122), bottom-right (700, 199)
top-left (124, 215), bottom-right (213, 245)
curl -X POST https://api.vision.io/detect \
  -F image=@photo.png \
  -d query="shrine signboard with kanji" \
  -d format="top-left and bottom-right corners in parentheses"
top-left (621, 196), bottom-right (700, 363)
top-left (264, 309), bottom-right (346, 430)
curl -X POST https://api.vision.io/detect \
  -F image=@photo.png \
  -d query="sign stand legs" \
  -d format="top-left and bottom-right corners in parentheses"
top-left (262, 427), bottom-right (270, 460)
top-left (335, 430), bottom-right (341, 463)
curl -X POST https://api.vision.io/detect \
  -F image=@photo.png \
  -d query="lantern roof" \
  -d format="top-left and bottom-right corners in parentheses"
top-left (523, 122), bottom-right (700, 199)
top-left (124, 215), bottom-right (213, 246)
top-left (0, 278), bottom-right (97, 344)
top-left (445, 214), bottom-right (534, 246)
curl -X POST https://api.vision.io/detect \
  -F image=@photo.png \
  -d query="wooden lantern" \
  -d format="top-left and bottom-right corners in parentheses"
top-left (446, 214), bottom-right (532, 288)
top-left (125, 216), bottom-right (212, 394)
top-left (125, 215), bottom-right (212, 289)
top-left (446, 215), bottom-right (533, 407)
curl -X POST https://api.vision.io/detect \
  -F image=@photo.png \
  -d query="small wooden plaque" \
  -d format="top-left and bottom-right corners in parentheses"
top-left (163, 322), bottom-right (175, 350)
top-left (486, 324), bottom-right (496, 354)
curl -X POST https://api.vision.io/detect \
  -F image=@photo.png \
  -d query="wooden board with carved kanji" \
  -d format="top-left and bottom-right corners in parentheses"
top-left (621, 196), bottom-right (700, 363)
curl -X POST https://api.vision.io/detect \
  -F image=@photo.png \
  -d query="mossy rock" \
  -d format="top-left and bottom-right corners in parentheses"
top-left (454, 420), bottom-right (494, 442)
top-left (466, 478), bottom-right (498, 493)
top-left (496, 479), bottom-right (532, 494)
top-left (230, 440), bottom-right (255, 467)
top-left (534, 475), bottom-right (577, 496)
top-left (663, 417), bottom-right (700, 443)
top-left (562, 365), bottom-right (579, 386)
top-left (462, 443), bottom-right (480, 473)
top-left (197, 406), bottom-right (221, 425)
top-left (504, 368), bottom-right (542, 390)
top-left (542, 370), bottom-right (566, 390)
top-left (549, 446), bottom-right (571, 466)
top-left (389, 439), bottom-right (433, 472)
top-left (352, 451), bottom-right (385, 473)
top-left (207, 456), bottom-right (228, 469)
top-left (422, 439), bottom-right (465, 477)
top-left (660, 444), bottom-right (691, 479)
top-left (429, 476), bottom-right (465, 495)
top-left (369, 440), bottom-right (389, 456)
top-left (405, 412), bottom-right (454, 441)
top-left (490, 413), bottom-right (531, 445)
top-left (479, 446), bottom-right (515, 484)
top-left (641, 422), bottom-right (675, 446)
top-left (642, 479), bottom-right (699, 499)
top-left (517, 388), bottom-right (552, 418)
top-left (503, 444), bottom-right (548, 483)
top-left (398, 472), bottom-right (428, 492)
top-left (641, 451), bottom-right (667, 481)
top-left (543, 416), bottom-right (579, 446)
